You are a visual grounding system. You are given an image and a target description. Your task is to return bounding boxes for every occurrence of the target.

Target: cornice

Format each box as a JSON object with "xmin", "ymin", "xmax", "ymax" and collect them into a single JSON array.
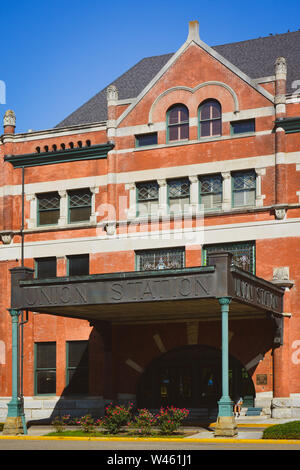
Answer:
[
  {"xmin": 0, "ymin": 121, "xmax": 107, "ymax": 144},
  {"xmin": 275, "ymin": 116, "xmax": 300, "ymax": 133},
  {"xmin": 4, "ymin": 142, "xmax": 114, "ymax": 168}
]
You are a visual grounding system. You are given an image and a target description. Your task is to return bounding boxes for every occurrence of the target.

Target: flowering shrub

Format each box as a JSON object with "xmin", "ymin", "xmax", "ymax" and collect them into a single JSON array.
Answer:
[
  {"xmin": 52, "ymin": 414, "xmax": 71, "ymax": 433},
  {"xmin": 129, "ymin": 408, "xmax": 156, "ymax": 435},
  {"xmin": 99, "ymin": 403, "xmax": 133, "ymax": 434},
  {"xmin": 155, "ymin": 407, "xmax": 189, "ymax": 434},
  {"xmin": 76, "ymin": 414, "xmax": 95, "ymax": 433}
]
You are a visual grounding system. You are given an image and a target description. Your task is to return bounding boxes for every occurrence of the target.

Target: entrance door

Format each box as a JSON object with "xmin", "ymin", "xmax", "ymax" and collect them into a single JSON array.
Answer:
[
  {"xmin": 137, "ymin": 345, "xmax": 255, "ymax": 410},
  {"xmin": 159, "ymin": 366, "xmax": 193, "ymax": 408}
]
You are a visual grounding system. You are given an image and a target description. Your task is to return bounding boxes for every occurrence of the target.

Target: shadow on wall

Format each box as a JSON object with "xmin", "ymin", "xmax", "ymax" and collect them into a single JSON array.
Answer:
[
  {"xmin": 25, "ymin": 316, "xmax": 277, "ymax": 428},
  {"xmin": 26, "ymin": 326, "xmax": 109, "ymax": 428}
]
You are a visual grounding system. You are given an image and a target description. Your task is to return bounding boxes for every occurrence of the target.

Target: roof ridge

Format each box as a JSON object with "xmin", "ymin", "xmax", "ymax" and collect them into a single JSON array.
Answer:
[
  {"xmin": 56, "ymin": 30, "xmax": 300, "ymax": 128},
  {"xmin": 213, "ymin": 29, "xmax": 300, "ymax": 48}
]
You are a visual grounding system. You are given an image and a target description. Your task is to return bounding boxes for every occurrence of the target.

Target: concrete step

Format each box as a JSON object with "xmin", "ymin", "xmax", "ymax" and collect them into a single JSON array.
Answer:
[{"xmin": 245, "ymin": 407, "xmax": 262, "ymax": 416}]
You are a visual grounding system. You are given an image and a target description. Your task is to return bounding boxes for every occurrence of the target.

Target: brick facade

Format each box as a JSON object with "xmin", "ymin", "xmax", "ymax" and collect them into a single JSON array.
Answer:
[{"xmin": 0, "ymin": 21, "xmax": 300, "ymax": 421}]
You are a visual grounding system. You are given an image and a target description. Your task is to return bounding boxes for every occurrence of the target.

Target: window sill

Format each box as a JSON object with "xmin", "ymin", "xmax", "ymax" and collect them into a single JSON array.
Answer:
[
  {"xmin": 127, "ymin": 209, "xmax": 202, "ymax": 224},
  {"xmin": 133, "ymin": 132, "xmax": 257, "ymax": 152},
  {"xmin": 25, "ymin": 221, "xmax": 97, "ymax": 233}
]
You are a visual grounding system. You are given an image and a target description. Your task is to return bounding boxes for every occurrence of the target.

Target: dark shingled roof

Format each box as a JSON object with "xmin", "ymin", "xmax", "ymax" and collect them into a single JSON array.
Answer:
[{"xmin": 56, "ymin": 30, "xmax": 300, "ymax": 128}]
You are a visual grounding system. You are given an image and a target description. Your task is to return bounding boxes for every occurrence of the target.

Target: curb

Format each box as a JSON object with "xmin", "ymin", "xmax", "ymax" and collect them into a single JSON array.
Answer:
[{"xmin": 0, "ymin": 435, "xmax": 300, "ymax": 445}]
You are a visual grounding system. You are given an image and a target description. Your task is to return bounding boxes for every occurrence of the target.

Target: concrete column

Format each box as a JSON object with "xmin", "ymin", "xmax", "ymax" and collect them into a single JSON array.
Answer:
[
  {"xmin": 221, "ymin": 172, "xmax": 231, "ymax": 210},
  {"xmin": 58, "ymin": 190, "xmax": 68, "ymax": 226},
  {"xmin": 189, "ymin": 175, "xmax": 199, "ymax": 213},
  {"xmin": 158, "ymin": 179, "xmax": 167, "ymax": 215},
  {"xmin": 90, "ymin": 186, "xmax": 99, "ymax": 224},
  {"xmin": 274, "ymin": 57, "xmax": 287, "ymax": 207},
  {"xmin": 106, "ymin": 85, "xmax": 118, "ymax": 214},
  {"xmin": 26, "ymin": 193, "xmax": 37, "ymax": 229},
  {"xmin": 126, "ymin": 183, "xmax": 136, "ymax": 218},
  {"xmin": 214, "ymin": 297, "xmax": 237, "ymax": 437},
  {"xmin": 255, "ymin": 168, "xmax": 266, "ymax": 207}
]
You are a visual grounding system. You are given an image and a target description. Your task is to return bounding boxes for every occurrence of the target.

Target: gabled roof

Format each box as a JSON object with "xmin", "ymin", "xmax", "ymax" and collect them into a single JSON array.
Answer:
[{"xmin": 56, "ymin": 30, "xmax": 300, "ymax": 129}]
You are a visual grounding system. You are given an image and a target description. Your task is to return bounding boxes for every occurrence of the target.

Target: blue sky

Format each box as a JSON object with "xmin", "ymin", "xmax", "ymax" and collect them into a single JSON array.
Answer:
[{"xmin": 1, "ymin": 0, "xmax": 299, "ymax": 133}]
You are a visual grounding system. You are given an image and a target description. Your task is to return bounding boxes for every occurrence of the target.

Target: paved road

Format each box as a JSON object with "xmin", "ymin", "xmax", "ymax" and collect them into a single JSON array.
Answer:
[{"xmin": 0, "ymin": 438, "xmax": 299, "ymax": 451}]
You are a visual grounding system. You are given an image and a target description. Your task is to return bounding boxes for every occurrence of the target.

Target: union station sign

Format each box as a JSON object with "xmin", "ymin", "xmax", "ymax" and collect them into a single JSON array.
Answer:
[{"xmin": 10, "ymin": 252, "xmax": 284, "ymax": 320}]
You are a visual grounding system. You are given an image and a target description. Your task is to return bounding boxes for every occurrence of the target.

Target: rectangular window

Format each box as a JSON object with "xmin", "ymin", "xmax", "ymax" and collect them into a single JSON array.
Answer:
[
  {"xmin": 231, "ymin": 119, "xmax": 255, "ymax": 135},
  {"xmin": 203, "ymin": 241, "xmax": 255, "ymax": 274},
  {"xmin": 136, "ymin": 248, "xmax": 185, "ymax": 271},
  {"xmin": 68, "ymin": 189, "xmax": 92, "ymax": 223},
  {"xmin": 35, "ymin": 342, "xmax": 56, "ymax": 395},
  {"xmin": 135, "ymin": 133, "xmax": 158, "ymax": 147},
  {"xmin": 168, "ymin": 178, "xmax": 190, "ymax": 213},
  {"xmin": 37, "ymin": 192, "xmax": 60, "ymax": 226},
  {"xmin": 232, "ymin": 171, "xmax": 256, "ymax": 207},
  {"xmin": 67, "ymin": 254, "xmax": 89, "ymax": 276},
  {"xmin": 199, "ymin": 174, "xmax": 222, "ymax": 211},
  {"xmin": 136, "ymin": 181, "xmax": 159, "ymax": 216},
  {"xmin": 66, "ymin": 341, "xmax": 89, "ymax": 395},
  {"xmin": 35, "ymin": 257, "xmax": 57, "ymax": 279}
]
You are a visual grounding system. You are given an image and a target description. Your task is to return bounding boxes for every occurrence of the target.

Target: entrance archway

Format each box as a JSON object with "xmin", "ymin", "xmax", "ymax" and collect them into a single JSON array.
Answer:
[{"xmin": 137, "ymin": 345, "xmax": 255, "ymax": 411}]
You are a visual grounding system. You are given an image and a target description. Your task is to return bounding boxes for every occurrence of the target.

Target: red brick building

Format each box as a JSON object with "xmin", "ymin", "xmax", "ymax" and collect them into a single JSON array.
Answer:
[{"xmin": 0, "ymin": 21, "xmax": 300, "ymax": 428}]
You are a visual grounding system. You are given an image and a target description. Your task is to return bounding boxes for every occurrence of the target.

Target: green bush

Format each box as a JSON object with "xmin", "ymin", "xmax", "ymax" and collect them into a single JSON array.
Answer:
[
  {"xmin": 99, "ymin": 403, "xmax": 133, "ymax": 434},
  {"xmin": 155, "ymin": 407, "xmax": 189, "ymax": 435},
  {"xmin": 52, "ymin": 415, "xmax": 71, "ymax": 433},
  {"xmin": 262, "ymin": 421, "xmax": 300, "ymax": 440},
  {"xmin": 76, "ymin": 414, "xmax": 95, "ymax": 433},
  {"xmin": 129, "ymin": 408, "xmax": 156, "ymax": 435}
]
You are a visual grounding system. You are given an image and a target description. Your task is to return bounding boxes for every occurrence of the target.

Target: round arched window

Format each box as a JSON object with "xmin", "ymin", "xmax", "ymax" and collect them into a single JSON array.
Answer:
[
  {"xmin": 199, "ymin": 100, "xmax": 222, "ymax": 137},
  {"xmin": 167, "ymin": 104, "xmax": 189, "ymax": 142}
]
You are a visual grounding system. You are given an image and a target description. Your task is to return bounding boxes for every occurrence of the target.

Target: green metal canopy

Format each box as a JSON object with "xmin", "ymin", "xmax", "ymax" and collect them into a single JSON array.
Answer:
[{"xmin": 4, "ymin": 142, "xmax": 114, "ymax": 168}]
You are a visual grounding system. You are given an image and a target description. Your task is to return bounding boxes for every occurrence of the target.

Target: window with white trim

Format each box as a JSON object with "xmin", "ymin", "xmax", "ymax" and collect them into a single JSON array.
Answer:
[
  {"xmin": 37, "ymin": 192, "xmax": 60, "ymax": 226},
  {"xmin": 232, "ymin": 170, "xmax": 256, "ymax": 207},
  {"xmin": 68, "ymin": 188, "xmax": 92, "ymax": 223},
  {"xmin": 168, "ymin": 178, "xmax": 190, "ymax": 213},
  {"xmin": 199, "ymin": 174, "xmax": 222, "ymax": 211},
  {"xmin": 136, "ymin": 181, "xmax": 159, "ymax": 216}
]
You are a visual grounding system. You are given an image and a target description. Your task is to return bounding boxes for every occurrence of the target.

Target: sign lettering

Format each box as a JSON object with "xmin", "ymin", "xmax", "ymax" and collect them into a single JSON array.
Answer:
[
  {"xmin": 110, "ymin": 276, "xmax": 210, "ymax": 303},
  {"xmin": 24, "ymin": 285, "xmax": 88, "ymax": 307},
  {"xmin": 234, "ymin": 278, "xmax": 280, "ymax": 311}
]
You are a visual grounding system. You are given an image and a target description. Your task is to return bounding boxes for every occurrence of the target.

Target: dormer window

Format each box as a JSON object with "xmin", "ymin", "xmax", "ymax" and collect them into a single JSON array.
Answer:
[
  {"xmin": 199, "ymin": 99, "xmax": 222, "ymax": 138},
  {"xmin": 167, "ymin": 104, "xmax": 189, "ymax": 143}
]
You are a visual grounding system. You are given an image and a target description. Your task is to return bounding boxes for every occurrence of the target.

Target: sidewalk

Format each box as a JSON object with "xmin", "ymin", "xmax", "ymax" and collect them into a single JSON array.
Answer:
[{"xmin": 1, "ymin": 416, "xmax": 299, "ymax": 442}]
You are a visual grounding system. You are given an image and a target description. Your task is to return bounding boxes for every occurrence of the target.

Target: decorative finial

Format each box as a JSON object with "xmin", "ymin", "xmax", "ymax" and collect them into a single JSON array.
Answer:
[
  {"xmin": 106, "ymin": 85, "xmax": 118, "ymax": 103},
  {"xmin": 187, "ymin": 20, "xmax": 200, "ymax": 43},
  {"xmin": 275, "ymin": 57, "xmax": 287, "ymax": 78},
  {"xmin": 3, "ymin": 109, "xmax": 16, "ymax": 127}
]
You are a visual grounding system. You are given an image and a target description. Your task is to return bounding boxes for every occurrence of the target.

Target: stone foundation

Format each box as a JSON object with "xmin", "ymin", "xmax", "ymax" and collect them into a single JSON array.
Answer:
[
  {"xmin": 0, "ymin": 396, "xmax": 106, "ymax": 423},
  {"xmin": 214, "ymin": 416, "xmax": 238, "ymax": 437},
  {"xmin": 255, "ymin": 391, "xmax": 273, "ymax": 416},
  {"xmin": 2, "ymin": 416, "xmax": 24, "ymax": 435},
  {"xmin": 271, "ymin": 396, "xmax": 300, "ymax": 418}
]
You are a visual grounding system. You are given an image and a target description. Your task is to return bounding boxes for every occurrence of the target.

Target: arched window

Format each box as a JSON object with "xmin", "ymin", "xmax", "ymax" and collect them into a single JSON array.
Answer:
[
  {"xmin": 167, "ymin": 104, "xmax": 189, "ymax": 142},
  {"xmin": 198, "ymin": 100, "xmax": 222, "ymax": 138}
]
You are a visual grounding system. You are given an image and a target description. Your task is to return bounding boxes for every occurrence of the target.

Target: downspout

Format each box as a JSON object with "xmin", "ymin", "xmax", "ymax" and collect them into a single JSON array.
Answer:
[{"xmin": 19, "ymin": 165, "xmax": 28, "ymax": 434}]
